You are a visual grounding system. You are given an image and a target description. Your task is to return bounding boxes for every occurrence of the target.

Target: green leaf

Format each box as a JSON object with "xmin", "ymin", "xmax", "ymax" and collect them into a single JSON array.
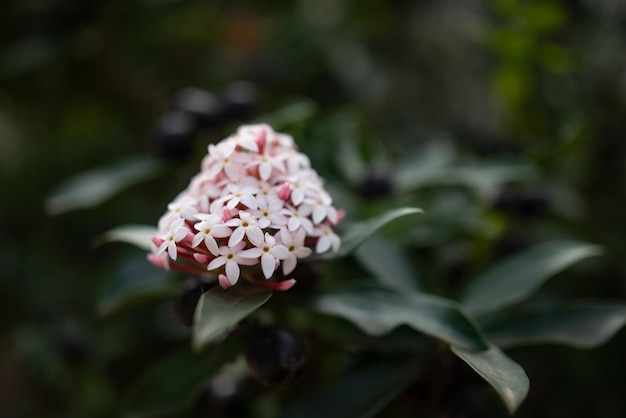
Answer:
[
  {"xmin": 335, "ymin": 207, "xmax": 424, "ymax": 258},
  {"xmin": 395, "ymin": 162, "xmax": 535, "ymax": 200},
  {"xmin": 280, "ymin": 362, "xmax": 418, "ymax": 418},
  {"xmin": 354, "ymin": 234, "xmax": 420, "ymax": 291},
  {"xmin": 192, "ymin": 286, "xmax": 272, "ymax": 351},
  {"xmin": 125, "ymin": 346, "xmax": 223, "ymax": 417},
  {"xmin": 484, "ymin": 302, "xmax": 626, "ymax": 349},
  {"xmin": 312, "ymin": 285, "xmax": 488, "ymax": 351},
  {"xmin": 451, "ymin": 344, "xmax": 529, "ymax": 414},
  {"xmin": 461, "ymin": 240, "xmax": 603, "ymax": 317},
  {"xmin": 256, "ymin": 98, "xmax": 317, "ymax": 129},
  {"xmin": 97, "ymin": 256, "xmax": 177, "ymax": 317},
  {"xmin": 45, "ymin": 156, "xmax": 163, "ymax": 215},
  {"xmin": 95, "ymin": 224, "xmax": 158, "ymax": 251}
]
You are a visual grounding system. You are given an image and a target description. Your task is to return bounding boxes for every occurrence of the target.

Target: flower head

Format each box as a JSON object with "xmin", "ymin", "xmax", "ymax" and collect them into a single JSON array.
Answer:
[{"xmin": 149, "ymin": 124, "xmax": 342, "ymax": 290}]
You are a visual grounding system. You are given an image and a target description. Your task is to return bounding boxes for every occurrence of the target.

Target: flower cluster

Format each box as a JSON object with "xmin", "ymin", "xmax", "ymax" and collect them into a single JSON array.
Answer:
[{"xmin": 149, "ymin": 124, "xmax": 342, "ymax": 290}]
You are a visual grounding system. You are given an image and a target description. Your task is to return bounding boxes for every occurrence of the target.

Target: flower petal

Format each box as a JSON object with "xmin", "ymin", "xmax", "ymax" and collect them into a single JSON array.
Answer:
[
  {"xmin": 228, "ymin": 227, "xmax": 245, "ymax": 247},
  {"xmin": 225, "ymin": 260, "xmax": 240, "ymax": 284},
  {"xmin": 261, "ymin": 253, "xmax": 275, "ymax": 278}
]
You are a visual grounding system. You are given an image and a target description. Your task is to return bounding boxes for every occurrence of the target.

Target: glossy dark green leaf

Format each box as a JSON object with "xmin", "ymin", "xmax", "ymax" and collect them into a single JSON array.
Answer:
[
  {"xmin": 461, "ymin": 241, "xmax": 603, "ymax": 317},
  {"xmin": 279, "ymin": 362, "xmax": 418, "ymax": 418},
  {"xmin": 354, "ymin": 234, "xmax": 420, "ymax": 291},
  {"xmin": 335, "ymin": 207, "xmax": 424, "ymax": 258},
  {"xmin": 484, "ymin": 302, "xmax": 626, "ymax": 349},
  {"xmin": 95, "ymin": 224, "xmax": 158, "ymax": 251},
  {"xmin": 451, "ymin": 344, "xmax": 529, "ymax": 414},
  {"xmin": 312, "ymin": 285, "xmax": 488, "ymax": 351},
  {"xmin": 45, "ymin": 156, "xmax": 163, "ymax": 215},
  {"xmin": 125, "ymin": 346, "xmax": 222, "ymax": 417},
  {"xmin": 97, "ymin": 257, "xmax": 177, "ymax": 317},
  {"xmin": 192, "ymin": 286, "xmax": 272, "ymax": 350}
]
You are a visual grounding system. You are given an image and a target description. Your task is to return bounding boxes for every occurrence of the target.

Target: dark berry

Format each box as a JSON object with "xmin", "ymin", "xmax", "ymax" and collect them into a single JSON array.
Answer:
[
  {"xmin": 174, "ymin": 277, "xmax": 215, "ymax": 327},
  {"xmin": 357, "ymin": 168, "xmax": 394, "ymax": 199},
  {"xmin": 154, "ymin": 110, "xmax": 196, "ymax": 158},
  {"xmin": 243, "ymin": 324, "xmax": 307, "ymax": 386},
  {"xmin": 173, "ymin": 87, "xmax": 224, "ymax": 129},
  {"xmin": 222, "ymin": 81, "xmax": 258, "ymax": 120},
  {"xmin": 493, "ymin": 186, "xmax": 549, "ymax": 218}
]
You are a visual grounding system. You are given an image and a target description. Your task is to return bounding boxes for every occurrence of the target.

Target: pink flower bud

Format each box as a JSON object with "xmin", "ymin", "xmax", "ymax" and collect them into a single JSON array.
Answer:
[
  {"xmin": 218, "ymin": 274, "xmax": 233, "ymax": 289},
  {"xmin": 193, "ymin": 253, "xmax": 211, "ymax": 264},
  {"xmin": 278, "ymin": 182, "xmax": 291, "ymax": 201},
  {"xmin": 147, "ymin": 253, "xmax": 166, "ymax": 268},
  {"xmin": 256, "ymin": 128, "xmax": 267, "ymax": 148},
  {"xmin": 222, "ymin": 208, "xmax": 233, "ymax": 222}
]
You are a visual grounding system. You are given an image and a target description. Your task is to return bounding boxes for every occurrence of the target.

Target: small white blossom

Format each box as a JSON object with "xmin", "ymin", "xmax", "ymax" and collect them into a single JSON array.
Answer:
[
  {"xmin": 240, "ymin": 232, "xmax": 289, "ymax": 278},
  {"xmin": 284, "ymin": 204, "xmax": 314, "ymax": 234},
  {"xmin": 251, "ymin": 197, "xmax": 287, "ymax": 229},
  {"xmin": 225, "ymin": 211, "xmax": 263, "ymax": 247},
  {"xmin": 279, "ymin": 228, "xmax": 312, "ymax": 275},
  {"xmin": 207, "ymin": 242, "xmax": 257, "ymax": 286},
  {"xmin": 191, "ymin": 214, "xmax": 232, "ymax": 255},
  {"xmin": 206, "ymin": 143, "xmax": 242, "ymax": 181},
  {"xmin": 314, "ymin": 224, "xmax": 341, "ymax": 254},
  {"xmin": 156, "ymin": 218, "xmax": 190, "ymax": 260},
  {"xmin": 220, "ymin": 183, "xmax": 259, "ymax": 210}
]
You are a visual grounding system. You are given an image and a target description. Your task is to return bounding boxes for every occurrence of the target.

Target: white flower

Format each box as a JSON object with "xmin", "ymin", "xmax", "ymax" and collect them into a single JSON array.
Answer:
[
  {"xmin": 246, "ymin": 150, "xmax": 286, "ymax": 181},
  {"xmin": 279, "ymin": 228, "xmax": 312, "ymax": 275},
  {"xmin": 220, "ymin": 182, "xmax": 259, "ymax": 210},
  {"xmin": 314, "ymin": 224, "xmax": 341, "ymax": 254},
  {"xmin": 225, "ymin": 211, "xmax": 264, "ymax": 247},
  {"xmin": 305, "ymin": 190, "xmax": 338, "ymax": 224},
  {"xmin": 283, "ymin": 204, "xmax": 314, "ymax": 234},
  {"xmin": 239, "ymin": 232, "xmax": 289, "ymax": 278},
  {"xmin": 251, "ymin": 197, "xmax": 287, "ymax": 229},
  {"xmin": 205, "ymin": 143, "xmax": 243, "ymax": 181},
  {"xmin": 207, "ymin": 242, "xmax": 257, "ymax": 286},
  {"xmin": 191, "ymin": 214, "xmax": 232, "ymax": 255},
  {"xmin": 156, "ymin": 218, "xmax": 189, "ymax": 260}
]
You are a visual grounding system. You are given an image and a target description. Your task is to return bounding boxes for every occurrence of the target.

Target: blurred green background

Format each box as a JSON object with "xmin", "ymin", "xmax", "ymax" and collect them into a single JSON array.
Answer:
[{"xmin": 1, "ymin": 0, "xmax": 626, "ymax": 417}]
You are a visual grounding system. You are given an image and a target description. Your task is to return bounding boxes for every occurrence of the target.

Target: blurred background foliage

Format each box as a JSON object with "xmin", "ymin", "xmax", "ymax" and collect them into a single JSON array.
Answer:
[{"xmin": 1, "ymin": 0, "xmax": 626, "ymax": 417}]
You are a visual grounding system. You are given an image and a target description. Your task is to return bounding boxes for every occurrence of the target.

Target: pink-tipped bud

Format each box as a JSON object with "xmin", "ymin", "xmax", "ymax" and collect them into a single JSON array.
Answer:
[
  {"xmin": 274, "ymin": 279, "xmax": 297, "ymax": 291},
  {"xmin": 185, "ymin": 232, "xmax": 195, "ymax": 243},
  {"xmin": 256, "ymin": 128, "xmax": 267, "ymax": 148},
  {"xmin": 222, "ymin": 208, "xmax": 233, "ymax": 222},
  {"xmin": 151, "ymin": 236, "xmax": 164, "ymax": 247},
  {"xmin": 334, "ymin": 209, "xmax": 346, "ymax": 226},
  {"xmin": 193, "ymin": 253, "xmax": 211, "ymax": 264},
  {"xmin": 278, "ymin": 182, "xmax": 291, "ymax": 201},
  {"xmin": 218, "ymin": 274, "xmax": 233, "ymax": 289},
  {"xmin": 147, "ymin": 253, "xmax": 165, "ymax": 268}
]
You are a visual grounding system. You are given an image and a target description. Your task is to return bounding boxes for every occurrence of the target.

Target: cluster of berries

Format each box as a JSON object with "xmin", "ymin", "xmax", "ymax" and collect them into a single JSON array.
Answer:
[{"xmin": 154, "ymin": 82, "xmax": 258, "ymax": 158}]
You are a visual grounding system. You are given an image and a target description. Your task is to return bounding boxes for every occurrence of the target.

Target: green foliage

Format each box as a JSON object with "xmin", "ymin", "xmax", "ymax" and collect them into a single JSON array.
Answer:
[
  {"xmin": 125, "ymin": 346, "xmax": 228, "ymax": 417},
  {"xmin": 192, "ymin": 287, "xmax": 272, "ymax": 351},
  {"xmin": 312, "ymin": 284, "xmax": 488, "ymax": 351},
  {"xmin": 279, "ymin": 362, "xmax": 419, "ymax": 418},
  {"xmin": 451, "ymin": 345, "xmax": 529, "ymax": 414},
  {"xmin": 484, "ymin": 303, "xmax": 626, "ymax": 349},
  {"xmin": 334, "ymin": 207, "xmax": 424, "ymax": 258},
  {"xmin": 97, "ymin": 256, "xmax": 177, "ymax": 317},
  {"xmin": 96, "ymin": 225, "xmax": 158, "ymax": 252},
  {"xmin": 354, "ymin": 235, "xmax": 420, "ymax": 291},
  {"xmin": 461, "ymin": 241, "xmax": 603, "ymax": 317},
  {"xmin": 45, "ymin": 156, "xmax": 164, "ymax": 215}
]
